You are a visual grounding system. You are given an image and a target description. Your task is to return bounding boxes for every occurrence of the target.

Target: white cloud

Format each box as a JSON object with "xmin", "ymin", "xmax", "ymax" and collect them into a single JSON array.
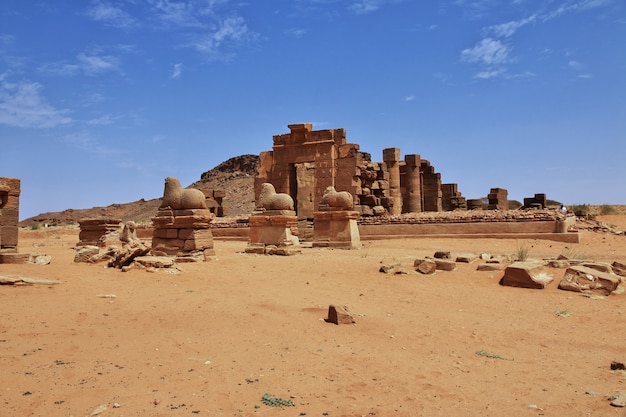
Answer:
[
  {"xmin": 63, "ymin": 131, "xmax": 126, "ymax": 158},
  {"xmin": 474, "ymin": 69, "xmax": 503, "ymax": 79},
  {"xmin": 487, "ymin": 14, "xmax": 536, "ymax": 37},
  {"xmin": 349, "ymin": 0, "xmax": 382, "ymax": 14},
  {"xmin": 40, "ymin": 53, "xmax": 121, "ymax": 77},
  {"xmin": 0, "ymin": 78, "xmax": 73, "ymax": 128},
  {"xmin": 285, "ymin": 28, "xmax": 307, "ymax": 38},
  {"xmin": 86, "ymin": 0, "xmax": 137, "ymax": 29},
  {"xmin": 461, "ymin": 38, "xmax": 510, "ymax": 66},
  {"xmin": 77, "ymin": 53, "xmax": 121, "ymax": 75},
  {"xmin": 86, "ymin": 114, "xmax": 119, "ymax": 125},
  {"xmin": 568, "ymin": 60, "xmax": 583, "ymax": 70},
  {"xmin": 149, "ymin": 0, "xmax": 205, "ymax": 28},
  {"xmin": 191, "ymin": 16, "xmax": 254, "ymax": 57},
  {"xmin": 171, "ymin": 63, "xmax": 183, "ymax": 79},
  {"xmin": 404, "ymin": 95, "xmax": 415, "ymax": 101}
]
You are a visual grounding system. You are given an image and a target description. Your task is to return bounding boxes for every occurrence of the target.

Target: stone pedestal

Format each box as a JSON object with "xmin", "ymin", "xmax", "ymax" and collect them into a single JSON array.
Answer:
[
  {"xmin": 78, "ymin": 218, "xmax": 122, "ymax": 247},
  {"xmin": 312, "ymin": 210, "xmax": 361, "ymax": 249},
  {"xmin": 151, "ymin": 208, "xmax": 215, "ymax": 258},
  {"xmin": 245, "ymin": 210, "xmax": 300, "ymax": 255}
]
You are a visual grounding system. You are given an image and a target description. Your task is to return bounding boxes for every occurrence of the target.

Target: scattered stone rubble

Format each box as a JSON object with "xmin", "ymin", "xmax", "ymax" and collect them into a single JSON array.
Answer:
[{"xmin": 376, "ymin": 248, "xmax": 625, "ymax": 297}]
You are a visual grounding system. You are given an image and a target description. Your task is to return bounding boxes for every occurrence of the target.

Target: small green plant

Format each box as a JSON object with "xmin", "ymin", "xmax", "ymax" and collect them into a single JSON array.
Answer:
[
  {"xmin": 261, "ymin": 393, "xmax": 295, "ymax": 407},
  {"xmin": 476, "ymin": 350, "xmax": 513, "ymax": 361},
  {"xmin": 30, "ymin": 223, "xmax": 40, "ymax": 230},
  {"xmin": 513, "ymin": 241, "xmax": 530, "ymax": 262},
  {"xmin": 555, "ymin": 309, "xmax": 571, "ymax": 317}
]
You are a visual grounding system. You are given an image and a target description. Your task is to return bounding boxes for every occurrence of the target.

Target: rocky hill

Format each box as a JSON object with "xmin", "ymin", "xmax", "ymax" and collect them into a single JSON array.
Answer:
[{"xmin": 21, "ymin": 154, "xmax": 259, "ymax": 227}]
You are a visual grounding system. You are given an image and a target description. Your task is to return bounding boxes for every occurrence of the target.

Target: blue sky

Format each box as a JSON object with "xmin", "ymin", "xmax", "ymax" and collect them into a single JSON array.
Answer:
[{"xmin": 1, "ymin": 0, "xmax": 625, "ymax": 220}]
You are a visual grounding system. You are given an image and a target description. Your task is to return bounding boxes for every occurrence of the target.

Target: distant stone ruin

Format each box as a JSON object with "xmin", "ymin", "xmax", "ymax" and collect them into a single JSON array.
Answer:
[
  {"xmin": 523, "ymin": 193, "xmax": 548, "ymax": 209},
  {"xmin": 0, "ymin": 177, "xmax": 31, "ymax": 264},
  {"xmin": 0, "ymin": 177, "xmax": 19, "ymax": 252},
  {"xmin": 255, "ymin": 123, "xmax": 467, "ymax": 220}
]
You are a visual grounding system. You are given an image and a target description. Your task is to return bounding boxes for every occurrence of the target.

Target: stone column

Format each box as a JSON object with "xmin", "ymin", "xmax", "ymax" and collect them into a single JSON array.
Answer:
[
  {"xmin": 383, "ymin": 148, "xmax": 402, "ymax": 215},
  {"xmin": 403, "ymin": 154, "xmax": 421, "ymax": 213}
]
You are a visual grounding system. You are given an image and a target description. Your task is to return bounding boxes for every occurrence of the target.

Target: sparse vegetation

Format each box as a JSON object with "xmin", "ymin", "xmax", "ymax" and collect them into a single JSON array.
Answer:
[
  {"xmin": 30, "ymin": 223, "xmax": 40, "ymax": 230},
  {"xmin": 600, "ymin": 204, "xmax": 617, "ymax": 215},
  {"xmin": 555, "ymin": 309, "xmax": 571, "ymax": 318},
  {"xmin": 475, "ymin": 350, "xmax": 513, "ymax": 361},
  {"xmin": 559, "ymin": 247, "xmax": 589, "ymax": 260},
  {"xmin": 513, "ymin": 241, "xmax": 530, "ymax": 262},
  {"xmin": 569, "ymin": 204, "xmax": 590, "ymax": 215}
]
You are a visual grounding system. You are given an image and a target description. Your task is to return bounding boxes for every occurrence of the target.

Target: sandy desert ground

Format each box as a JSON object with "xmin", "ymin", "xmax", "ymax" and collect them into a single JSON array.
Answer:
[{"xmin": 1, "ymin": 215, "xmax": 625, "ymax": 417}]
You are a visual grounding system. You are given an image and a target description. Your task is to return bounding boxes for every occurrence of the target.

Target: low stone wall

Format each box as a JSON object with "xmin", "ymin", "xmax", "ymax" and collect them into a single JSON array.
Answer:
[
  {"xmin": 136, "ymin": 210, "xmax": 580, "ymax": 243},
  {"xmin": 357, "ymin": 210, "xmax": 579, "ymax": 243}
]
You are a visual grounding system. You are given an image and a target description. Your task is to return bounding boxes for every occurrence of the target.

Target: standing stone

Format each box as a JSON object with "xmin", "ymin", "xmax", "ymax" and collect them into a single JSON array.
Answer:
[
  {"xmin": 403, "ymin": 154, "xmax": 422, "ymax": 213},
  {"xmin": 383, "ymin": 148, "xmax": 402, "ymax": 215}
]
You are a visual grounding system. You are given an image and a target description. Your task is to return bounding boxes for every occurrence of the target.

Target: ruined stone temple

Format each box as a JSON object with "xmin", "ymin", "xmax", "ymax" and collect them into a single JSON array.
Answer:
[{"xmin": 254, "ymin": 123, "xmax": 466, "ymax": 220}]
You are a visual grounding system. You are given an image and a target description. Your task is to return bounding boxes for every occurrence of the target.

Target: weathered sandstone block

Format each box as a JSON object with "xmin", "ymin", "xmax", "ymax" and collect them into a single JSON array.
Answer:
[
  {"xmin": 326, "ymin": 304, "xmax": 355, "ymax": 325},
  {"xmin": 500, "ymin": 261, "xmax": 553, "ymax": 289},
  {"xmin": 558, "ymin": 266, "xmax": 621, "ymax": 296}
]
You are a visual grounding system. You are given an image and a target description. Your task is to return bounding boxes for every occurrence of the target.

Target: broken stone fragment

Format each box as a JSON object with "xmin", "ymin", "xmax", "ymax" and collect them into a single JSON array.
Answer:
[
  {"xmin": 547, "ymin": 259, "xmax": 570, "ymax": 268},
  {"xmin": 73, "ymin": 246, "xmax": 100, "ymax": 263},
  {"xmin": 414, "ymin": 259, "xmax": 436, "ymax": 275},
  {"xmin": 434, "ymin": 259, "xmax": 456, "ymax": 271},
  {"xmin": 477, "ymin": 264, "xmax": 503, "ymax": 272},
  {"xmin": 500, "ymin": 261, "xmax": 553, "ymax": 289},
  {"xmin": 558, "ymin": 265, "xmax": 621, "ymax": 296},
  {"xmin": 582, "ymin": 262, "xmax": 614, "ymax": 274},
  {"xmin": 455, "ymin": 254, "xmax": 477, "ymax": 263},
  {"xmin": 609, "ymin": 392, "xmax": 626, "ymax": 407},
  {"xmin": 132, "ymin": 256, "xmax": 174, "ymax": 269},
  {"xmin": 30, "ymin": 254, "xmax": 52, "ymax": 265},
  {"xmin": 433, "ymin": 251, "xmax": 450, "ymax": 259},
  {"xmin": 325, "ymin": 304, "xmax": 355, "ymax": 325}
]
